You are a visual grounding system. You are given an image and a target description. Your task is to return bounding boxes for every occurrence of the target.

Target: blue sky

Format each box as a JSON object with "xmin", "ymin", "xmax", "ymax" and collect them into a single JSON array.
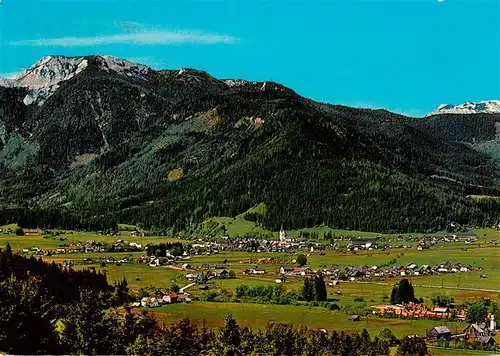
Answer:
[{"xmin": 0, "ymin": 0, "xmax": 499, "ymax": 116}]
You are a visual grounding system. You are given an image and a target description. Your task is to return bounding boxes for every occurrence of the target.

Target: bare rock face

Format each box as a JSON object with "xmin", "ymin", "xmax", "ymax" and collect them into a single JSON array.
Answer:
[{"xmin": 0, "ymin": 55, "xmax": 153, "ymax": 106}]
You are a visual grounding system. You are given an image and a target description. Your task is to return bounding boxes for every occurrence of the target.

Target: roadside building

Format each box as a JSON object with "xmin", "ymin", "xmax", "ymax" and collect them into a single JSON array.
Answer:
[{"xmin": 427, "ymin": 326, "xmax": 451, "ymax": 342}]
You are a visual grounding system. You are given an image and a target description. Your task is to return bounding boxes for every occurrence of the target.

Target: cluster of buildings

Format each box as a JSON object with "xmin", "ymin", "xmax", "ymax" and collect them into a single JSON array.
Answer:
[
  {"xmin": 0, "ymin": 227, "xmax": 13, "ymax": 234},
  {"xmin": 21, "ymin": 246, "xmax": 68, "ymax": 256},
  {"xmin": 426, "ymin": 314, "xmax": 496, "ymax": 346},
  {"xmin": 272, "ymin": 265, "xmax": 313, "ymax": 284},
  {"xmin": 20, "ymin": 238, "xmax": 145, "ymax": 257},
  {"xmin": 132, "ymin": 290, "xmax": 192, "ymax": 308},
  {"xmin": 446, "ymin": 232, "xmax": 478, "ymax": 243},
  {"xmin": 109, "ymin": 240, "xmax": 143, "ymax": 252},
  {"xmin": 279, "ymin": 265, "xmax": 312, "ymax": 276},
  {"xmin": 241, "ymin": 260, "xmax": 477, "ymax": 284},
  {"xmin": 319, "ymin": 261, "xmax": 474, "ymax": 281},
  {"xmin": 201, "ymin": 263, "xmax": 228, "ymax": 270},
  {"xmin": 193, "ymin": 227, "xmax": 334, "ymax": 253},
  {"xmin": 242, "ymin": 266, "xmax": 267, "ymax": 275},
  {"xmin": 268, "ymin": 227, "xmax": 329, "ymax": 252},
  {"xmin": 137, "ymin": 255, "xmax": 168, "ymax": 267},
  {"xmin": 347, "ymin": 237, "xmax": 384, "ymax": 251}
]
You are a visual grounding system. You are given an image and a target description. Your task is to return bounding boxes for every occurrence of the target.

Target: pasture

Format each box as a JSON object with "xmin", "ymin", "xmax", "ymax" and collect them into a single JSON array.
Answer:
[
  {"xmin": 0, "ymin": 225, "xmax": 184, "ymax": 251},
  {"xmin": 145, "ymin": 302, "xmax": 465, "ymax": 338}
]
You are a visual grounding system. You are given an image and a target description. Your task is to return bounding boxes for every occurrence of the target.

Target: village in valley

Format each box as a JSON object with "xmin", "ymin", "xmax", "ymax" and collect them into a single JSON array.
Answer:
[{"xmin": 2, "ymin": 222, "xmax": 499, "ymax": 354}]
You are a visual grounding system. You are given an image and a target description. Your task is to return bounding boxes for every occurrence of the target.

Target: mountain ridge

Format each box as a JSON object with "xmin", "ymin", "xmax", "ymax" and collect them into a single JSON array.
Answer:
[{"xmin": 1, "ymin": 55, "xmax": 500, "ymax": 233}]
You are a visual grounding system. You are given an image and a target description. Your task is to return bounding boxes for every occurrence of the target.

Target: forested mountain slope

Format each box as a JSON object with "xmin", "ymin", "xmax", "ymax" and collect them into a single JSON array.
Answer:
[{"xmin": 1, "ymin": 55, "xmax": 500, "ymax": 233}]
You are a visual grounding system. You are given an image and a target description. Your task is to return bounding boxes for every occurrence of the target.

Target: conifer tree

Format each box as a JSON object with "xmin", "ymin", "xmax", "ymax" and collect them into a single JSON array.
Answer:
[{"xmin": 314, "ymin": 274, "xmax": 327, "ymax": 301}]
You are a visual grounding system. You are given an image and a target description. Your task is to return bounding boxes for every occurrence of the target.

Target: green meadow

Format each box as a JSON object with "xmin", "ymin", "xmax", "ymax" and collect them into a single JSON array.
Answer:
[
  {"xmin": 0, "ymin": 224, "xmax": 184, "ymax": 251},
  {"xmin": 146, "ymin": 302, "xmax": 464, "ymax": 338},
  {"xmin": 2, "ymin": 224, "xmax": 499, "ymax": 337}
]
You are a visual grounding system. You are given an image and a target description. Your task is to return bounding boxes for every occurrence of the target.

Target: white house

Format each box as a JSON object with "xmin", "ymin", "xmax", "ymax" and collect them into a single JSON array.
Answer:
[
  {"xmin": 280, "ymin": 265, "xmax": 294, "ymax": 274},
  {"xmin": 149, "ymin": 298, "xmax": 160, "ymax": 308},
  {"xmin": 251, "ymin": 266, "xmax": 266, "ymax": 274}
]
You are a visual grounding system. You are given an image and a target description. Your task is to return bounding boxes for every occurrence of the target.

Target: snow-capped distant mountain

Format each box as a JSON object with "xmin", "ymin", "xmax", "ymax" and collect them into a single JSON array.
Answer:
[
  {"xmin": 0, "ymin": 55, "xmax": 152, "ymax": 106},
  {"xmin": 426, "ymin": 100, "xmax": 500, "ymax": 116}
]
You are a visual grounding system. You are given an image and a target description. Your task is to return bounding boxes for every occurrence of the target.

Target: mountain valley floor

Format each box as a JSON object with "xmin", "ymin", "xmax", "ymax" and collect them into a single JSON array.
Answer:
[{"xmin": 2, "ymin": 224, "xmax": 499, "ymax": 345}]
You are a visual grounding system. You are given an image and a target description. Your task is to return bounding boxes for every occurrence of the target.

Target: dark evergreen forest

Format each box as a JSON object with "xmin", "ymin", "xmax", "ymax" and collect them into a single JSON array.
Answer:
[{"xmin": 2, "ymin": 56, "xmax": 500, "ymax": 234}]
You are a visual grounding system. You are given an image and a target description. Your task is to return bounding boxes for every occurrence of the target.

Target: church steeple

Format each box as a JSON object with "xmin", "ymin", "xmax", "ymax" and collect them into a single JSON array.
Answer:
[{"xmin": 279, "ymin": 224, "xmax": 285, "ymax": 243}]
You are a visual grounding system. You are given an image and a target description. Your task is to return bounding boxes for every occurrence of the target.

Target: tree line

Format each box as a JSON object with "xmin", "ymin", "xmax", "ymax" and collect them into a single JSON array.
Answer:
[
  {"xmin": 145, "ymin": 242, "xmax": 186, "ymax": 257},
  {"xmin": 0, "ymin": 243, "xmax": 110, "ymax": 303},
  {"xmin": 0, "ymin": 207, "xmax": 117, "ymax": 231}
]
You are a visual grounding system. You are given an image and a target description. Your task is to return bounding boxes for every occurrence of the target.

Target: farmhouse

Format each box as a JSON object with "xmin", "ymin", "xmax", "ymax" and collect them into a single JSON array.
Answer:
[
  {"xmin": 460, "ymin": 265, "xmax": 473, "ymax": 272},
  {"xmin": 433, "ymin": 307, "xmax": 450, "ymax": 314},
  {"xmin": 203, "ymin": 263, "xmax": 227, "ymax": 270},
  {"xmin": 427, "ymin": 326, "xmax": 451, "ymax": 342},
  {"xmin": 347, "ymin": 237, "xmax": 379, "ymax": 250},
  {"xmin": 62, "ymin": 260, "xmax": 73, "ymax": 267},
  {"xmin": 324, "ymin": 265, "xmax": 340, "ymax": 276},
  {"xmin": 476, "ymin": 336, "xmax": 496, "ymax": 346},
  {"xmin": 23, "ymin": 228, "xmax": 42, "ymax": 236},
  {"xmin": 451, "ymin": 232, "xmax": 478, "ymax": 242},
  {"xmin": 177, "ymin": 293, "xmax": 191, "ymax": 303},
  {"xmin": 464, "ymin": 323, "xmax": 492, "ymax": 338},
  {"xmin": 294, "ymin": 267, "xmax": 311, "ymax": 276},
  {"xmin": 275, "ymin": 275, "xmax": 286, "ymax": 284},
  {"xmin": 249, "ymin": 266, "xmax": 266, "ymax": 274},
  {"xmin": 141, "ymin": 297, "xmax": 159, "ymax": 308},
  {"xmin": 186, "ymin": 271, "xmax": 202, "ymax": 281},
  {"xmin": 162, "ymin": 292, "xmax": 178, "ymax": 304},
  {"xmin": 217, "ymin": 269, "xmax": 229, "ymax": 278},
  {"xmin": 280, "ymin": 265, "xmax": 294, "ymax": 274}
]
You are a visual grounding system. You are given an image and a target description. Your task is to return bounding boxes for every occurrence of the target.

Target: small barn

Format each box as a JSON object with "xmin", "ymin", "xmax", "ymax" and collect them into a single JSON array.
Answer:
[
  {"xmin": 477, "ymin": 336, "xmax": 496, "ymax": 346},
  {"xmin": 350, "ymin": 315, "xmax": 361, "ymax": 322},
  {"xmin": 427, "ymin": 326, "xmax": 451, "ymax": 342},
  {"xmin": 275, "ymin": 275, "xmax": 286, "ymax": 283}
]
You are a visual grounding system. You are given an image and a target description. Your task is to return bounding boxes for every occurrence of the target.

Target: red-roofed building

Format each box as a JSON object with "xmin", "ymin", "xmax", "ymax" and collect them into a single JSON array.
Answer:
[{"xmin": 163, "ymin": 292, "xmax": 178, "ymax": 304}]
